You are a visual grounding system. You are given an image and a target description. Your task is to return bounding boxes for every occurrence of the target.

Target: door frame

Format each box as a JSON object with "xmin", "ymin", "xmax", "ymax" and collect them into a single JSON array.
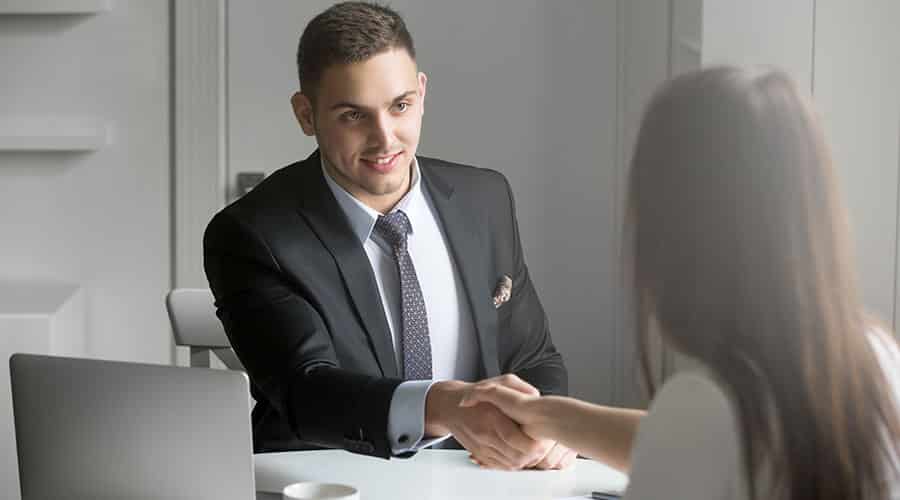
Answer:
[{"xmin": 172, "ymin": 0, "xmax": 228, "ymax": 365}]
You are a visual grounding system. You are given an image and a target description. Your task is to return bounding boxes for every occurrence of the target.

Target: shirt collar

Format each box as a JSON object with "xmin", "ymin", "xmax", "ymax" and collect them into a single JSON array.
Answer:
[{"xmin": 321, "ymin": 155, "xmax": 426, "ymax": 244}]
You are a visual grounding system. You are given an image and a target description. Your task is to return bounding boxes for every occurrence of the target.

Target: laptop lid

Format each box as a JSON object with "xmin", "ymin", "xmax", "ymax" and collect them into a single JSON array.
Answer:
[{"xmin": 9, "ymin": 353, "xmax": 255, "ymax": 500}]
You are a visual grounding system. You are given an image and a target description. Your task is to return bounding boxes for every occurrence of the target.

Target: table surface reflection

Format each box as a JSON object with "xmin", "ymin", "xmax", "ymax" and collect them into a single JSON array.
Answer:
[{"xmin": 254, "ymin": 449, "xmax": 628, "ymax": 500}]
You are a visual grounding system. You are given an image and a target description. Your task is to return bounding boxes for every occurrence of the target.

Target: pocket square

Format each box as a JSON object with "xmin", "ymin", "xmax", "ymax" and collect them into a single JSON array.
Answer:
[{"xmin": 492, "ymin": 275, "xmax": 513, "ymax": 309}]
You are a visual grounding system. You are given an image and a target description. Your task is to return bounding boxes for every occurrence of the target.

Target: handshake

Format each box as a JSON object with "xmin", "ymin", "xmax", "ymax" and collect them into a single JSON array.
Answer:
[{"xmin": 423, "ymin": 374, "xmax": 575, "ymax": 471}]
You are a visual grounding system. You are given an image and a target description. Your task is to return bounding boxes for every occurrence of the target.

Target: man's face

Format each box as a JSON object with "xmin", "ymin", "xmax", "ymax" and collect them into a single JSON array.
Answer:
[{"xmin": 292, "ymin": 48, "xmax": 427, "ymax": 213}]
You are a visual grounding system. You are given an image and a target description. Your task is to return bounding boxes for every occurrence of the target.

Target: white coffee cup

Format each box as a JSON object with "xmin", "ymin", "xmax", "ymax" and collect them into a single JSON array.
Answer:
[{"xmin": 282, "ymin": 482, "xmax": 360, "ymax": 500}]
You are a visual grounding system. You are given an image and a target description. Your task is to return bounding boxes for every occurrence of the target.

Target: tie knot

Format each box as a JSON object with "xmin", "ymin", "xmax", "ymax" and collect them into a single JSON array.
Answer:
[{"xmin": 374, "ymin": 211, "xmax": 412, "ymax": 251}]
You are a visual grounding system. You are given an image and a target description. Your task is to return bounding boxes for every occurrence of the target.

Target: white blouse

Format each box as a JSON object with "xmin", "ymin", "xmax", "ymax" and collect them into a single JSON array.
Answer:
[{"xmin": 622, "ymin": 334, "xmax": 900, "ymax": 500}]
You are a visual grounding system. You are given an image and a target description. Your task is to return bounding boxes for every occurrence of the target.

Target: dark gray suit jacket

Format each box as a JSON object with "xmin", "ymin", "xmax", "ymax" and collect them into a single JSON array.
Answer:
[{"xmin": 203, "ymin": 151, "xmax": 567, "ymax": 458}]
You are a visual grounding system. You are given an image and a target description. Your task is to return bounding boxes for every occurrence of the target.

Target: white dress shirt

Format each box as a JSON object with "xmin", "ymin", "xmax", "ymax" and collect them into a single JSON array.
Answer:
[
  {"xmin": 624, "ymin": 332, "xmax": 900, "ymax": 500},
  {"xmin": 322, "ymin": 157, "xmax": 480, "ymax": 454}
]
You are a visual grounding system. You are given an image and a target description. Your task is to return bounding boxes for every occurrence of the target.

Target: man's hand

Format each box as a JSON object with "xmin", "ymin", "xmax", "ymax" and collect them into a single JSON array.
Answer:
[
  {"xmin": 456, "ymin": 374, "xmax": 577, "ymax": 470},
  {"xmin": 526, "ymin": 441, "xmax": 577, "ymax": 470},
  {"xmin": 471, "ymin": 440, "xmax": 576, "ymax": 470},
  {"xmin": 425, "ymin": 375, "xmax": 551, "ymax": 470}
]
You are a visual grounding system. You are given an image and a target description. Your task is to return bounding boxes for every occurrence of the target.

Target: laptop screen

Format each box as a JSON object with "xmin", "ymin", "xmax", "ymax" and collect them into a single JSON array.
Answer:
[{"xmin": 10, "ymin": 354, "xmax": 255, "ymax": 500}]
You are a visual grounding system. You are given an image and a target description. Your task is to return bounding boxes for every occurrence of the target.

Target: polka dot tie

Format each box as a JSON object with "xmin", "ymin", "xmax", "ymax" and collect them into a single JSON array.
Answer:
[{"xmin": 374, "ymin": 211, "xmax": 433, "ymax": 380}]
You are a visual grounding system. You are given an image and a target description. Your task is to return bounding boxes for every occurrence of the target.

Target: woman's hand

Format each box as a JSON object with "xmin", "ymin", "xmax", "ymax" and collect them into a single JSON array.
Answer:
[
  {"xmin": 426, "ymin": 375, "xmax": 552, "ymax": 470},
  {"xmin": 459, "ymin": 375, "xmax": 545, "ymax": 434},
  {"xmin": 459, "ymin": 375, "xmax": 576, "ymax": 470},
  {"xmin": 462, "ymin": 374, "xmax": 645, "ymax": 472}
]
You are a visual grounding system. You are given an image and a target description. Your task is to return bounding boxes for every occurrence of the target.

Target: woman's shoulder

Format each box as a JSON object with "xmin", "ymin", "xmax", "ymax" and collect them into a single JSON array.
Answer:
[
  {"xmin": 867, "ymin": 329, "xmax": 900, "ymax": 416},
  {"xmin": 636, "ymin": 371, "xmax": 744, "ymax": 466},
  {"xmin": 868, "ymin": 329, "xmax": 900, "ymax": 382},
  {"xmin": 649, "ymin": 371, "xmax": 739, "ymax": 421},
  {"xmin": 865, "ymin": 329, "xmax": 900, "ymax": 499},
  {"xmin": 625, "ymin": 371, "xmax": 748, "ymax": 500}
]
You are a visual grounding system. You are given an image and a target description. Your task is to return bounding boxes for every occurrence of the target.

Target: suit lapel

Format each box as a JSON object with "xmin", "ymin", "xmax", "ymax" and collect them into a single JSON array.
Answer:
[
  {"xmin": 293, "ymin": 151, "xmax": 399, "ymax": 379},
  {"xmin": 421, "ymin": 161, "xmax": 500, "ymax": 378}
]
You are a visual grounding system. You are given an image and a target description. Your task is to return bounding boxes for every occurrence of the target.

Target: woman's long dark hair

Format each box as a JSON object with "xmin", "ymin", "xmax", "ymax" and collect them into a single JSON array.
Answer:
[{"xmin": 628, "ymin": 66, "xmax": 900, "ymax": 499}]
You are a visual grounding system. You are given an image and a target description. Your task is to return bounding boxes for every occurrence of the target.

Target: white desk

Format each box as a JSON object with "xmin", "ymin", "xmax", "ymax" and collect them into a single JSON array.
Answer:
[{"xmin": 254, "ymin": 449, "xmax": 628, "ymax": 500}]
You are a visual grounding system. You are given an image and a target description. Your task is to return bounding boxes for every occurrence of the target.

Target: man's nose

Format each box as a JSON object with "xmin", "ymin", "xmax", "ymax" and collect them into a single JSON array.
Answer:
[{"xmin": 368, "ymin": 114, "xmax": 395, "ymax": 150}]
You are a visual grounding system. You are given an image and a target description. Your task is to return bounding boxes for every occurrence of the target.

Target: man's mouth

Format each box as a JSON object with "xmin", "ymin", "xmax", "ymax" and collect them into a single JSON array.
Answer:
[{"xmin": 361, "ymin": 152, "xmax": 402, "ymax": 173}]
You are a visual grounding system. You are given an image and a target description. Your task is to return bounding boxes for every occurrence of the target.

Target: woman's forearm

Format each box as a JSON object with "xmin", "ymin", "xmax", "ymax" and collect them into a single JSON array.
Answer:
[{"xmin": 531, "ymin": 396, "xmax": 645, "ymax": 472}]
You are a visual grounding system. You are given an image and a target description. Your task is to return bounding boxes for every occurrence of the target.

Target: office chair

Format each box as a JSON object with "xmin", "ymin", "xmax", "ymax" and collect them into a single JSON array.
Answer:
[{"xmin": 165, "ymin": 288, "xmax": 245, "ymax": 371}]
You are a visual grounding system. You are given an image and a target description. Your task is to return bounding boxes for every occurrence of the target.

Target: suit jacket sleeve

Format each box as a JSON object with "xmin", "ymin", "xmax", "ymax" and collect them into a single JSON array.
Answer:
[
  {"xmin": 495, "ymin": 174, "xmax": 568, "ymax": 396},
  {"xmin": 203, "ymin": 210, "xmax": 401, "ymax": 458}
]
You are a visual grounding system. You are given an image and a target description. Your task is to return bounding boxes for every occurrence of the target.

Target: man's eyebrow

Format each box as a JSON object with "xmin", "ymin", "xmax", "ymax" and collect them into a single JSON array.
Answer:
[
  {"xmin": 392, "ymin": 90, "xmax": 418, "ymax": 102},
  {"xmin": 329, "ymin": 101, "xmax": 363, "ymax": 111},
  {"xmin": 329, "ymin": 90, "xmax": 418, "ymax": 112}
]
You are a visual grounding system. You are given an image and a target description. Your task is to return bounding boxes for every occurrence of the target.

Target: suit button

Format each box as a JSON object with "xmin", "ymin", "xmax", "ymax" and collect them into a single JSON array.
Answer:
[{"xmin": 398, "ymin": 434, "xmax": 409, "ymax": 444}]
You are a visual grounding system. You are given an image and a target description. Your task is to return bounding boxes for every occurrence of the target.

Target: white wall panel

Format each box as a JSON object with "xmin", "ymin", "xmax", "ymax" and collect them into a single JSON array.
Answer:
[{"xmin": 814, "ymin": 0, "xmax": 900, "ymax": 327}]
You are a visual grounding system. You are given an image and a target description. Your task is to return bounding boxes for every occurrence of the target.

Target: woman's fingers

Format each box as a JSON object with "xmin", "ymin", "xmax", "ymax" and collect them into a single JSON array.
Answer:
[
  {"xmin": 460, "ymin": 383, "xmax": 527, "ymax": 412},
  {"xmin": 493, "ymin": 373, "xmax": 540, "ymax": 396}
]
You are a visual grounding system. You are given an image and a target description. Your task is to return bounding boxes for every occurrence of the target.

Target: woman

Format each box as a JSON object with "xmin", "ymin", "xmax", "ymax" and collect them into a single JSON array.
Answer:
[{"xmin": 462, "ymin": 67, "xmax": 900, "ymax": 499}]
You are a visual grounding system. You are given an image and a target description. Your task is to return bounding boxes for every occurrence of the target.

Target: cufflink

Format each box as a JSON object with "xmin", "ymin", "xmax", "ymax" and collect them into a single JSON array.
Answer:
[{"xmin": 492, "ymin": 275, "xmax": 512, "ymax": 309}]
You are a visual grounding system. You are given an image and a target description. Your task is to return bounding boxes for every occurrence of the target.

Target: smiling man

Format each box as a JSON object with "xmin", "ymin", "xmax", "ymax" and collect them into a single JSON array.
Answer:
[{"xmin": 203, "ymin": 1, "xmax": 571, "ymax": 471}]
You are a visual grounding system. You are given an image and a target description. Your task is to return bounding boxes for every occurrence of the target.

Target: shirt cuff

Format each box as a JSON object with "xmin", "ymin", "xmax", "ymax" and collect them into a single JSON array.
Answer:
[{"xmin": 387, "ymin": 380, "xmax": 452, "ymax": 455}]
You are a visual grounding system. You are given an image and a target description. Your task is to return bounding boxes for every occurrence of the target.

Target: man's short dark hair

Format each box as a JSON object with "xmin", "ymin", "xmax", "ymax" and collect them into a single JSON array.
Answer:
[{"xmin": 296, "ymin": 2, "xmax": 416, "ymax": 101}]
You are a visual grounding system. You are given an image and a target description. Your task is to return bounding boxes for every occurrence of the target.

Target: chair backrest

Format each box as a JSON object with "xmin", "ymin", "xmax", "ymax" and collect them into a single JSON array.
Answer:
[{"xmin": 165, "ymin": 288, "xmax": 244, "ymax": 371}]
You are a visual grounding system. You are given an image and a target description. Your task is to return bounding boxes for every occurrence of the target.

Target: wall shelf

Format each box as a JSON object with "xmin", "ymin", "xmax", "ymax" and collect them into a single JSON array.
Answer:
[
  {"xmin": 0, "ymin": 281, "xmax": 85, "ymax": 500},
  {"xmin": 0, "ymin": 281, "xmax": 79, "ymax": 314},
  {"xmin": 0, "ymin": 281, "xmax": 86, "ymax": 355},
  {"xmin": 0, "ymin": 0, "xmax": 113, "ymax": 14},
  {"xmin": 0, "ymin": 116, "xmax": 110, "ymax": 152}
]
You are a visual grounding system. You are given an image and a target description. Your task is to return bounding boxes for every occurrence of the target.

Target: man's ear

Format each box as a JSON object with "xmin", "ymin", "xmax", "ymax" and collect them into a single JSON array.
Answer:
[
  {"xmin": 417, "ymin": 72, "xmax": 428, "ymax": 116},
  {"xmin": 291, "ymin": 91, "xmax": 316, "ymax": 136}
]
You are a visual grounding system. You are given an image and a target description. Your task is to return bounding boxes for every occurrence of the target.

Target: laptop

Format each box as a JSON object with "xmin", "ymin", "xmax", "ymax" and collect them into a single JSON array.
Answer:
[{"xmin": 9, "ymin": 353, "xmax": 256, "ymax": 500}]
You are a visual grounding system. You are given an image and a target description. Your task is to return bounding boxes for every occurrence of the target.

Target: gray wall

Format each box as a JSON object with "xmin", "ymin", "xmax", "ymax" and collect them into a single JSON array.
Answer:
[
  {"xmin": 0, "ymin": 2, "xmax": 171, "ymax": 363},
  {"xmin": 227, "ymin": 0, "xmax": 623, "ymax": 404},
  {"xmin": 814, "ymin": 0, "xmax": 900, "ymax": 326},
  {"xmin": 0, "ymin": 1, "xmax": 171, "ymax": 496},
  {"xmin": 702, "ymin": 0, "xmax": 900, "ymax": 329}
]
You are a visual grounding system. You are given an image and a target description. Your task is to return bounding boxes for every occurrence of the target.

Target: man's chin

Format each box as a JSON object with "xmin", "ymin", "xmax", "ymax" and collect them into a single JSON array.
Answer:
[
  {"xmin": 364, "ymin": 183, "xmax": 405, "ymax": 198},
  {"xmin": 362, "ymin": 171, "xmax": 408, "ymax": 193}
]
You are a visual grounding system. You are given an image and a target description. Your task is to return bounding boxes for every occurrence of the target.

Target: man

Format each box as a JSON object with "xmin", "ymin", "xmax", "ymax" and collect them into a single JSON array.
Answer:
[{"xmin": 204, "ymin": 1, "xmax": 572, "ymax": 470}]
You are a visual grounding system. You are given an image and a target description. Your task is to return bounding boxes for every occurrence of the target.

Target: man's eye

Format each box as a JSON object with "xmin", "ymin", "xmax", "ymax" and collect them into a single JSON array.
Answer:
[
  {"xmin": 343, "ymin": 111, "xmax": 363, "ymax": 121},
  {"xmin": 394, "ymin": 102, "xmax": 409, "ymax": 113}
]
